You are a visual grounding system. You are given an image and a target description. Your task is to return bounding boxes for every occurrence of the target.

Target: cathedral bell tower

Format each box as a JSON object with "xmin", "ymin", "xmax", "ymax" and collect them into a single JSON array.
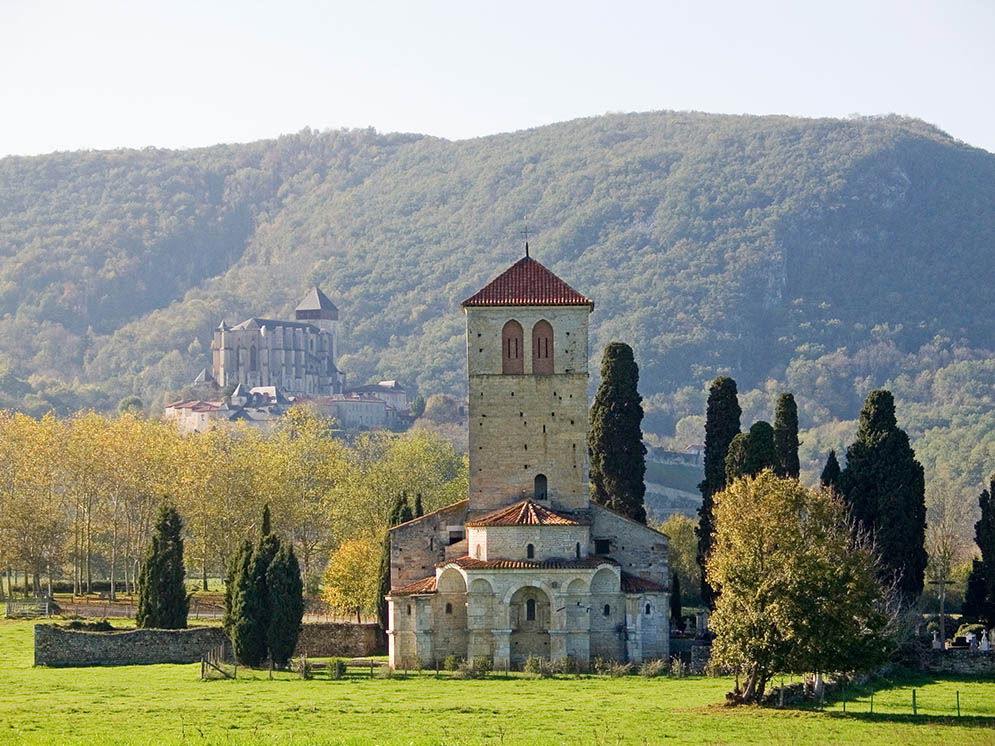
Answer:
[{"xmin": 461, "ymin": 254, "xmax": 594, "ymax": 516}]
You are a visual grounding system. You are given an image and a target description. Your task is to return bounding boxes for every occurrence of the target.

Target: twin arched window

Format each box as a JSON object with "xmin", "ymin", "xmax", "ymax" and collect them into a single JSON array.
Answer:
[
  {"xmin": 502, "ymin": 321, "xmax": 524, "ymax": 374},
  {"xmin": 501, "ymin": 320, "xmax": 553, "ymax": 374}
]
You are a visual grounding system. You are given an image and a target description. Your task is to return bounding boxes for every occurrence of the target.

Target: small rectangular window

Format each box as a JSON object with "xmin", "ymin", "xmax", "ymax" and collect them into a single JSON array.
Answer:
[{"xmin": 594, "ymin": 539, "xmax": 610, "ymax": 555}]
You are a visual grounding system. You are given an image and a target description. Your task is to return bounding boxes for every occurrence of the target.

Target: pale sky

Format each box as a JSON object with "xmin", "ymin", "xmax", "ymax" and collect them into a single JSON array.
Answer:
[{"xmin": 2, "ymin": 0, "xmax": 993, "ymax": 157}]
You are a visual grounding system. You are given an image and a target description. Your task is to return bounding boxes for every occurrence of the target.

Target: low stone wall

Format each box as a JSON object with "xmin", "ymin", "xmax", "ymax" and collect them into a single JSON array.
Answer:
[
  {"xmin": 920, "ymin": 650, "xmax": 995, "ymax": 675},
  {"xmin": 294, "ymin": 623, "xmax": 383, "ymax": 658},
  {"xmin": 35, "ymin": 622, "xmax": 383, "ymax": 667},
  {"xmin": 35, "ymin": 624, "xmax": 229, "ymax": 667}
]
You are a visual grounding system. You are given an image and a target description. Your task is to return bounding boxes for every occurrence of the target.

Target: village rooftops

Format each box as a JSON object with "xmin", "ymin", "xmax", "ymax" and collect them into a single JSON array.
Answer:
[
  {"xmin": 461, "ymin": 256, "xmax": 593, "ymax": 309},
  {"xmin": 464, "ymin": 499, "xmax": 588, "ymax": 527}
]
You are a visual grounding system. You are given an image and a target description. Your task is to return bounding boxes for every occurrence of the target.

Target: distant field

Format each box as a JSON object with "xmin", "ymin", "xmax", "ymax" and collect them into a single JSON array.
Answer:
[{"xmin": 2, "ymin": 620, "xmax": 994, "ymax": 746}]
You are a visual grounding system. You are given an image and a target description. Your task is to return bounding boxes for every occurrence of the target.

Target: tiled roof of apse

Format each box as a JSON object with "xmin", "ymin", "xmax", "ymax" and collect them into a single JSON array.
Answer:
[
  {"xmin": 461, "ymin": 257, "xmax": 593, "ymax": 308},
  {"xmin": 465, "ymin": 499, "xmax": 587, "ymax": 527}
]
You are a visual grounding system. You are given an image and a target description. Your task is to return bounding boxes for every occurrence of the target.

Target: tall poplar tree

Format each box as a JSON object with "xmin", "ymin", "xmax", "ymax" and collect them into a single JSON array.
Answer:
[
  {"xmin": 697, "ymin": 376, "xmax": 740, "ymax": 609},
  {"xmin": 136, "ymin": 504, "xmax": 188, "ymax": 629},
  {"xmin": 773, "ymin": 393, "xmax": 800, "ymax": 478},
  {"xmin": 589, "ymin": 342, "xmax": 646, "ymax": 523},
  {"xmin": 840, "ymin": 389, "xmax": 926, "ymax": 604}
]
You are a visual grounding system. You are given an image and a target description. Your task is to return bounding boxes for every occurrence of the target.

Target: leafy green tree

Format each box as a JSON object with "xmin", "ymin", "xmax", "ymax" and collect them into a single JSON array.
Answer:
[
  {"xmin": 773, "ymin": 393, "xmax": 800, "ymax": 478},
  {"xmin": 840, "ymin": 389, "xmax": 927, "ymax": 604},
  {"xmin": 820, "ymin": 450, "xmax": 841, "ymax": 490},
  {"xmin": 410, "ymin": 395, "xmax": 426, "ymax": 419},
  {"xmin": 117, "ymin": 396, "xmax": 143, "ymax": 416},
  {"xmin": 708, "ymin": 472, "xmax": 894, "ymax": 704},
  {"xmin": 697, "ymin": 376, "xmax": 740, "ymax": 609},
  {"xmin": 658, "ymin": 513, "xmax": 701, "ymax": 606},
  {"xmin": 136, "ymin": 504, "xmax": 188, "ymax": 629},
  {"xmin": 589, "ymin": 342, "xmax": 646, "ymax": 523},
  {"xmin": 266, "ymin": 542, "xmax": 304, "ymax": 669}
]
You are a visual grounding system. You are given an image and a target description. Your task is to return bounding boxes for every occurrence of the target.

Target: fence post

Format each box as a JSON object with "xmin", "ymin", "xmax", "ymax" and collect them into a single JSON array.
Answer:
[
  {"xmin": 912, "ymin": 688, "xmax": 917, "ymax": 716},
  {"xmin": 956, "ymin": 690, "xmax": 960, "ymax": 718},
  {"xmin": 842, "ymin": 687, "xmax": 846, "ymax": 713},
  {"xmin": 869, "ymin": 691, "xmax": 873, "ymax": 714}
]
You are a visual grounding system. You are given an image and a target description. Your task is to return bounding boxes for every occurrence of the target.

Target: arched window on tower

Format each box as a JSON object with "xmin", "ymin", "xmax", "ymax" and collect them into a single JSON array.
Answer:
[
  {"xmin": 526, "ymin": 544, "xmax": 535, "ymax": 559},
  {"xmin": 249, "ymin": 346, "xmax": 257, "ymax": 372},
  {"xmin": 534, "ymin": 474, "xmax": 548, "ymax": 501},
  {"xmin": 532, "ymin": 320, "xmax": 553, "ymax": 374},
  {"xmin": 526, "ymin": 598, "xmax": 536, "ymax": 621},
  {"xmin": 502, "ymin": 320, "xmax": 524, "ymax": 374}
]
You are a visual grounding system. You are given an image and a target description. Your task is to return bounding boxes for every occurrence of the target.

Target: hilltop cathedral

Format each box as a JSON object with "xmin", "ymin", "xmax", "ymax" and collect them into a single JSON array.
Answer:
[{"xmin": 386, "ymin": 253, "xmax": 670, "ymax": 669}]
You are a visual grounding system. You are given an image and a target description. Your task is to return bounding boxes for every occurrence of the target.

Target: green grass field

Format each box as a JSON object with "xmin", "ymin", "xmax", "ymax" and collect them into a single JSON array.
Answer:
[{"xmin": 2, "ymin": 620, "xmax": 994, "ymax": 745}]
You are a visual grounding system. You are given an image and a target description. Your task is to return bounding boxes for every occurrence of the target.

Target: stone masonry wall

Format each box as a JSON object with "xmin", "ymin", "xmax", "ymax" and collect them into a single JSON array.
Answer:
[
  {"xmin": 390, "ymin": 501, "xmax": 469, "ymax": 590},
  {"xmin": 590, "ymin": 506, "xmax": 670, "ymax": 588},
  {"xmin": 920, "ymin": 650, "xmax": 995, "ymax": 675},
  {"xmin": 35, "ymin": 623, "xmax": 382, "ymax": 667}
]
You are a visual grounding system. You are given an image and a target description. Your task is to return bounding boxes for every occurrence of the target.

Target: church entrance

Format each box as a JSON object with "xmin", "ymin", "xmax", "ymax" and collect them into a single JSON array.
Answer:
[{"xmin": 509, "ymin": 586, "xmax": 551, "ymax": 666}]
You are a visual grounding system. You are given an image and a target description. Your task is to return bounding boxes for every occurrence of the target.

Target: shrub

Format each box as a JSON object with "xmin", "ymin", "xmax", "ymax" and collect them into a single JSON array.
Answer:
[
  {"xmin": 375, "ymin": 665, "xmax": 397, "ymax": 679},
  {"xmin": 670, "ymin": 657, "xmax": 689, "ymax": 678},
  {"xmin": 443, "ymin": 654, "xmax": 461, "ymax": 671},
  {"xmin": 291, "ymin": 654, "xmax": 313, "ymax": 680},
  {"xmin": 453, "ymin": 657, "xmax": 491, "ymax": 679},
  {"xmin": 523, "ymin": 655, "xmax": 543, "ymax": 675},
  {"xmin": 593, "ymin": 657, "xmax": 632, "ymax": 677},
  {"xmin": 330, "ymin": 659, "xmax": 347, "ymax": 679},
  {"xmin": 65, "ymin": 619, "xmax": 113, "ymax": 632},
  {"xmin": 955, "ymin": 622, "xmax": 987, "ymax": 640},
  {"xmin": 639, "ymin": 659, "xmax": 668, "ymax": 678}
]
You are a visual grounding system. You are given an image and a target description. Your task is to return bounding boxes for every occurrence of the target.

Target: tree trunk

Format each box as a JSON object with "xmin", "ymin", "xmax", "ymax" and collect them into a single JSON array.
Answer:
[
  {"xmin": 85, "ymin": 497, "xmax": 92, "ymax": 594},
  {"xmin": 202, "ymin": 556, "xmax": 208, "ymax": 591}
]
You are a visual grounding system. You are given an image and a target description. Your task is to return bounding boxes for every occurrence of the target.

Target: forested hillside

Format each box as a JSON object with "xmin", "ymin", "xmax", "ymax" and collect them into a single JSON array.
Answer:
[{"xmin": 1, "ymin": 111, "xmax": 993, "ymax": 537}]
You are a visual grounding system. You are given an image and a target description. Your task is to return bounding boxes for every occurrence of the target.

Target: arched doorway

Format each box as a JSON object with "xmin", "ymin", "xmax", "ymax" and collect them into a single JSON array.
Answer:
[{"xmin": 509, "ymin": 585, "xmax": 551, "ymax": 665}]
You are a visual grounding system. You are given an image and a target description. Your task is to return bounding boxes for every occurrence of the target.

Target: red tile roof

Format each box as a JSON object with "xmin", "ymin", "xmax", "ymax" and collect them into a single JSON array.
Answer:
[
  {"xmin": 465, "ymin": 499, "xmax": 587, "ymax": 527},
  {"xmin": 461, "ymin": 257, "xmax": 593, "ymax": 308},
  {"xmin": 621, "ymin": 572, "xmax": 668, "ymax": 593},
  {"xmin": 390, "ymin": 575, "xmax": 437, "ymax": 596},
  {"xmin": 443, "ymin": 556, "xmax": 615, "ymax": 570}
]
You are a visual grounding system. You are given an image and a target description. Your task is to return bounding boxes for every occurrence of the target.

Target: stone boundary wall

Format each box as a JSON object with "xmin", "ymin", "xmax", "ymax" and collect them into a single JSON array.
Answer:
[
  {"xmin": 294, "ymin": 623, "xmax": 382, "ymax": 658},
  {"xmin": 35, "ymin": 625, "xmax": 229, "ymax": 667},
  {"xmin": 35, "ymin": 623, "xmax": 383, "ymax": 667},
  {"xmin": 920, "ymin": 650, "xmax": 995, "ymax": 675}
]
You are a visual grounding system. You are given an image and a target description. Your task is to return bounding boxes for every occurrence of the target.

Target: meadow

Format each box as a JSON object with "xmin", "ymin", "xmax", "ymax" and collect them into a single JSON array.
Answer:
[{"xmin": 2, "ymin": 620, "xmax": 994, "ymax": 746}]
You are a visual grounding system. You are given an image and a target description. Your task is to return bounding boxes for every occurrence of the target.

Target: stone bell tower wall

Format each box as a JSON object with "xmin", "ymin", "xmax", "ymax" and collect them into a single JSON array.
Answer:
[{"xmin": 466, "ymin": 305, "xmax": 591, "ymax": 514}]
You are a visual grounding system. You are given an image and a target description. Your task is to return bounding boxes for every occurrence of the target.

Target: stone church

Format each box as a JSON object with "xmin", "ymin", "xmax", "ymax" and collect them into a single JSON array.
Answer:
[
  {"xmin": 210, "ymin": 287, "xmax": 345, "ymax": 396},
  {"xmin": 387, "ymin": 254, "xmax": 670, "ymax": 669}
]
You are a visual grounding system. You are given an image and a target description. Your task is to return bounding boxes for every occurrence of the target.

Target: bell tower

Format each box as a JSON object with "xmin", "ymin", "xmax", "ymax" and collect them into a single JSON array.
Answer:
[{"xmin": 461, "ymin": 255, "xmax": 594, "ymax": 516}]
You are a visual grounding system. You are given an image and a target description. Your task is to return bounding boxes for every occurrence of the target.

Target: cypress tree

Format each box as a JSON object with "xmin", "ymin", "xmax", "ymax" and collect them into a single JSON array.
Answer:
[
  {"xmin": 820, "ymin": 450, "xmax": 841, "ymax": 490},
  {"xmin": 588, "ymin": 342, "xmax": 647, "ymax": 523},
  {"xmin": 261, "ymin": 503, "xmax": 271, "ymax": 537},
  {"xmin": 773, "ymin": 393, "xmax": 800, "ymax": 478},
  {"xmin": 414, "ymin": 493, "xmax": 424, "ymax": 518},
  {"xmin": 136, "ymin": 504, "xmax": 188, "ymax": 629},
  {"xmin": 840, "ymin": 389, "xmax": 926, "ymax": 604},
  {"xmin": 970, "ymin": 475, "xmax": 995, "ymax": 625},
  {"xmin": 266, "ymin": 542, "xmax": 304, "ymax": 669},
  {"xmin": 743, "ymin": 421, "xmax": 776, "ymax": 476},
  {"xmin": 397, "ymin": 493, "xmax": 414, "ymax": 524},
  {"xmin": 962, "ymin": 560, "xmax": 991, "ymax": 625},
  {"xmin": 224, "ymin": 539, "xmax": 253, "ymax": 637},
  {"xmin": 697, "ymin": 376, "xmax": 741, "ymax": 609},
  {"xmin": 231, "ymin": 533, "xmax": 281, "ymax": 667},
  {"xmin": 670, "ymin": 574, "xmax": 684, "ymax": 632},
  {"xmin": 724, "ymin": 433, "xmax": 750, "ymax": 483},
  {"xmin": 376, "ymin": 495, "xmax": 407, "ymax": 632}
]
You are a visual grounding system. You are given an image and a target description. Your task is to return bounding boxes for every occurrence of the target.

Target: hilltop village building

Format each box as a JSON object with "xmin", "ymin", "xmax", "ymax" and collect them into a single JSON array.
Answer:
[
  {"xmin": 210, "ymin": 287, "xmax": 345, "ymax": 396},
  {"xmin": 387, "ymin": 255, "xmax": 670, "ymax": 669}
]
